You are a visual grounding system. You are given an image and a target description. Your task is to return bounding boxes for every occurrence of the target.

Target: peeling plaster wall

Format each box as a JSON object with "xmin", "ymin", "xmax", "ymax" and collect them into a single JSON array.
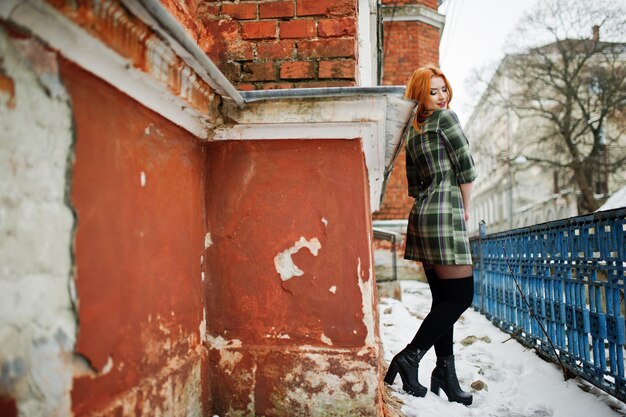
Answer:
[
  {"xmin": 63, "ymin": 60, "xmax": 209, "ymax": 416},
  {"xmin": 0, "ymin": 27, "xmax": 76, "ymax": 417},
  {"xmin": 205, "ymin": 139, "xmax": 382, "ymax": 416}
]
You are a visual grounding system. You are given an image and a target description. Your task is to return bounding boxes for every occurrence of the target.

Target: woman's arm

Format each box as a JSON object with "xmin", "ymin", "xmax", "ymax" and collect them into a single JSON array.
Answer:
[{"xmin": 460, "ymin": 182, "xmax": 473, "ymax": 221}]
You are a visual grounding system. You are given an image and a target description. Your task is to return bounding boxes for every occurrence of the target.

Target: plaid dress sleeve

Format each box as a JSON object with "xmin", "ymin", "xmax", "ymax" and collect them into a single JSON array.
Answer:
[
  {"xmin": 438, "ymin": 110, "xmax": 477, "ymax": 184},
  {"xmin": 405, "ymin": 130, "xmax": 422, "ymax": 197}
]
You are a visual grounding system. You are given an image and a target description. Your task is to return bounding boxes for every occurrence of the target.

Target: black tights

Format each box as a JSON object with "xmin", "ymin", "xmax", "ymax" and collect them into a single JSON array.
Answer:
[{"xmin": 408, "ymin": 269, "xmax": 473, "ymax": 355}]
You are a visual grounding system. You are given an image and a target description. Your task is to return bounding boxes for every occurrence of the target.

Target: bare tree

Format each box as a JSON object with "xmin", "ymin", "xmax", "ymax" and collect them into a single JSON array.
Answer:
[{"xmin": 482, "ymin": 0, "xmax": 625, "ymax": 213}]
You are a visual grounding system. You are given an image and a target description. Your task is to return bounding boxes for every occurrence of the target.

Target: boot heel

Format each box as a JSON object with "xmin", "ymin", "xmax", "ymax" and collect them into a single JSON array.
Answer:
[
  {"xmin": 430, "ymin": 377, "xmax": 441, "ymax": 395},
  {"xmin": 384, "ymin": 362, "xmax": 399, "ymax": 385}
]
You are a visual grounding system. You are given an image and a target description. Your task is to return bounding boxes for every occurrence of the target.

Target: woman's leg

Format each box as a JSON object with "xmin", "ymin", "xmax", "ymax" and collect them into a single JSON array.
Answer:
[
  {"xmin": 408, "ymin": 265, "xmax": 473, "ymax": 351},
  {"xmin": 425, "ymin": 268, "xmax": 453, "ymax": 357}
]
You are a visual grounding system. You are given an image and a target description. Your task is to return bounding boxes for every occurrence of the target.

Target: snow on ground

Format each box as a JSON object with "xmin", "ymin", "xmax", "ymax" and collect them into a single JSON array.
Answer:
[
  {"xmin": 597, "ymin": 186, "xmax": 626, "ymax": 212},
  {"xmin": 379, "ymin": 280, "xmax": 626, "ymax": 417}
]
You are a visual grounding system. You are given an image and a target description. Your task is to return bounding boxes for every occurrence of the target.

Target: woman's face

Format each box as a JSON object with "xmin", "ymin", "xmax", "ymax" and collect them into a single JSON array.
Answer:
[{"xmin": 427, "ymin": 76, "xmax": 449, "ymax": 110}]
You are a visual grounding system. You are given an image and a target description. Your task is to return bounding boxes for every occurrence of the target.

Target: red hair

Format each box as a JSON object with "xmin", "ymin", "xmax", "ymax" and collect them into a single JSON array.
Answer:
[{"xmin": 405, "ymin": 66, "xmax": 453, "ymax": 132}]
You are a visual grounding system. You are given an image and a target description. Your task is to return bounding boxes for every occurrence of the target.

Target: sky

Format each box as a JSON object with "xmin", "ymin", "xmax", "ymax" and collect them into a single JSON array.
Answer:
[
  {"xmin": 438, "ymin": 0, "xmax": 540, "ymax": 124},
  {"xmin": 380, "ymin": 279, "xmax": 626, "ymax": 417}
]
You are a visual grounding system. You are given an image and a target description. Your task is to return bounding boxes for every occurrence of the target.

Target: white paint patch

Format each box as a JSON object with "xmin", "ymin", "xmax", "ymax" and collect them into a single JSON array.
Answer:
[
  {"xmin": 204, "ymin": 232, "xmax": 213, "ymax": 249},
  {"xmin": 320, "ymin": 333, "xmax": 334, "ymax": 346},
  {"xmin": 199, "ymin": 308, "xmax": 207, "ymax": 342},
  {"xmin": 140, "ymin": 171, "xmax": 146, "ymax": 187},
  {"xmin": 159, "ymin": 321, "xmax": 171, "ymax": 335},
  {"xmin": 280, "ymin": 351, "xmax": 379, "ymax": 413},
  {"xmin": 274, "ymin": 237, "xmax": 322, "ymax": 281},
  {"xmin": 201, "ymin": 272, "xmax": 205, "ymax": 282},
  {"xmin": 357, "ymin": 257, "xmax": 375, "ymax": 346},
  {"xmin": 101, "ymin": 356, "xmax": 114, "ymax": 375},
  {"xmin": 200, "ymin": 255, "xmax": 204, "ymax": 264},
  {"xmin": 329, "ymin": 286, "xmax": 337, "ymax": 294},
  {"xmin": 265, "ymin": 332, "xmax": 291, "ymax": 340},
  {"xmin": 321, "ymin": 217, "xmax": 328, "ymax": 227},
  {"xmin": 207, "ymin": 335, "xmax": 243, "ymax": 375}
]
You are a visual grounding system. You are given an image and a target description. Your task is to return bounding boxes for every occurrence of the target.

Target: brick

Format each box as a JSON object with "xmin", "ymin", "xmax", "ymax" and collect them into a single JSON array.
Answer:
[
  {"xmin": 242, "ymin": 62, "xmax": 276, "ymax": 81},
  {"xmin": 280, "ymin": 61, "xmax": 316, "ymax": 79},
  {"xmin": 259, "ymin": 1, "xmax": 295, "ymax": 19},
  {"xmin": 295, "ymin": 80, "xmax": 355, "ymax": 88},
  {"xmin": 242, "ymin": 21, "xmax": 277, "ymax": 39},
  {"xmin": 257, "ymin": 40, "xmax": 294, "ymax": 59},
  {"xmin": 222, "ymin": 62, "xmax": 242, "ymax": 82},
  {"xmin": 297, "ymin": 0, "xmax": 356, "ymax": 17},
  {"xmin": 222, "ymin": 3, "xmax": 257, "ymax": 20},
  {"xmin": 260, "ymin": 82, "xmax": 294, "ymax": 90},
  {"xmin": 319, "ymin": 60, "xmax": 355, "ymax": 79},
  {"xmin": 237, "ymin": 83, "xmax": 256, "ymax": 91},
  {"xmin": 201, "ymin": 5, "xmax": 220, "ymax": 17},
  {"xmin": 298, "ymin": 38, "xmax": 355, "ymax": 58},
  {"xmin": 317, "ymin": 17, "xmax": 356, "ymax": 37},
  {"xmin": 228, "ymin": 41, "xmax": 255, "ymax": 61},
  {"xmin": 280, "ymin": 19, "xmax": 316, "ymax": 39},
  {"xmin": 217, "ymin": 19, "xmax": 241, "ymax": 41}
]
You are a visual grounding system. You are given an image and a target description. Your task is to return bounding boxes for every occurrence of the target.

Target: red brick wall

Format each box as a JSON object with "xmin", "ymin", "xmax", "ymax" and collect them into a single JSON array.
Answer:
[
  {"xmin": 163, "ymin": 0, "xmax": 359, "ymax": 90},
  {"xmin": 374, "ymin": 2, "xmax": 441, "ymax": 220},
  {"xmin": 0, "ymin": 396, "xmax": 17, "ymax": 417},
  {"xmin": 381, "ymin": 21, "xmax": 440, "ymax": 86}
]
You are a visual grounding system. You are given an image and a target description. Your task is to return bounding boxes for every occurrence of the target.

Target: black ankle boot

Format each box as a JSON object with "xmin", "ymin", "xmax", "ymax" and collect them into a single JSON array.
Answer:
[
  {"xmin": 384, "ymin": 345, "xmax": 428, "ymax": 397},
  {"xmin": 430, "ymin": 355, "xmax": 473, "ymax": 405}
]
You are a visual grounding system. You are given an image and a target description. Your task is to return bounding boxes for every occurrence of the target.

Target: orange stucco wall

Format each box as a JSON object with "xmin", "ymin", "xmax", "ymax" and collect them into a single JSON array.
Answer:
[
  {"xmin": 61, "ymin": 58, "xmax": 381, "ymax": 415},
  {"xmin": 204, "ymin": 139, "xmax": 381, "ymax": 415},
  {"xmin": 64, "ymin": 60, "xmax": 209, "ymax": 416}
]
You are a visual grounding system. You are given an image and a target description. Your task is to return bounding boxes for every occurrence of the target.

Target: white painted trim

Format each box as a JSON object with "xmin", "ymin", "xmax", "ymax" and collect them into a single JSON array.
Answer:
[
  {"xmin": 2, "ymin": 0, "xmax": 212, "ymax": 138},
  {"xmin": 357, "ymin": 0, "xmax": 377, "ymax": 87},
  {"xmin": 213, "ymin": 122, "xmax": 376, "ymax": 141},
  {"xmin": 382, "ymin": 4, "xmax": 445, "ymax": 30}
]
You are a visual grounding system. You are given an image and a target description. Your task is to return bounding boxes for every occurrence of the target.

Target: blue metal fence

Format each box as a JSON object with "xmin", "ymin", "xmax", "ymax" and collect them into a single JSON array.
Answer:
[{"xmin": 471, "ymin": 207, "xmax": 626, "ymax": 401}]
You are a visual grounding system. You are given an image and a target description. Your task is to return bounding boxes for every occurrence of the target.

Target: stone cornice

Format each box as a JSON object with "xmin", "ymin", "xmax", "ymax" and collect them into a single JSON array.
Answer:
[{"xmin": 381, "ymin": 4, "xmax": 445, "ymax": 30}]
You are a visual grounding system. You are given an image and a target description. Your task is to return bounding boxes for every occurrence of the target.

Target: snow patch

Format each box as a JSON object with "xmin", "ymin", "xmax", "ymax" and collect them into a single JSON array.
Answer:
[
  {"xmin": 204, "ymin": 232, "xmax": 213, "ymax": 249},
  {"xmin": 597, "ymin": 185, "xmax": 626, "ymax": 211},
  {"xmin": 380, "ymin": 280, "xmax": 626, "ymax": 417}
]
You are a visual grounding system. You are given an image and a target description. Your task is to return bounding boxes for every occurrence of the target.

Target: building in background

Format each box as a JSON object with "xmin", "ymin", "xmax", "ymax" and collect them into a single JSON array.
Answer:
[{"xmin": 465, "ymin": 38, "xmax": 626, "ymax": 236}]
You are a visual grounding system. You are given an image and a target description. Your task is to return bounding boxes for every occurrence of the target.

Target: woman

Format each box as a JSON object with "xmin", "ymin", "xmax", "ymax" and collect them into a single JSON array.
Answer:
[{"xmin": 384, "ymin": 66, "xmax": 477, "ymax": 406}]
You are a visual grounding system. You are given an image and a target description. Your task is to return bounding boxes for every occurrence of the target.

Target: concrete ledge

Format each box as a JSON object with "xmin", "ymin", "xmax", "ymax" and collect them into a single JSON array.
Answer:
[{"xmin": 381, "ymin": 4, "xmax": 445, "ymax": 30}]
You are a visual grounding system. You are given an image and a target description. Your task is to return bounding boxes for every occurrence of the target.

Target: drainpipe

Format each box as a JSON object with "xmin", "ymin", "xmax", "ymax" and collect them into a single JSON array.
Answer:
[{"xmin": 122, "ymin": 0, "xmax": 245, "ymax": 108}]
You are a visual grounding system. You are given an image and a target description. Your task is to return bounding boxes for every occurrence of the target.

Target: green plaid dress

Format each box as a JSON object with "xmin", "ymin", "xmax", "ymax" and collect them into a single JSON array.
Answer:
[{"xmin": 404, "ymin": 109, "xmax": 477, "ymax": 265}]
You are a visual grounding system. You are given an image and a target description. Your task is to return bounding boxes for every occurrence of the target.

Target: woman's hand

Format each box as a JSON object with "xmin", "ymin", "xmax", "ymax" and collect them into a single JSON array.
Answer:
[{"xmin": 459, "ymin": 182, "xmax": 473, "ymax": 223}]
